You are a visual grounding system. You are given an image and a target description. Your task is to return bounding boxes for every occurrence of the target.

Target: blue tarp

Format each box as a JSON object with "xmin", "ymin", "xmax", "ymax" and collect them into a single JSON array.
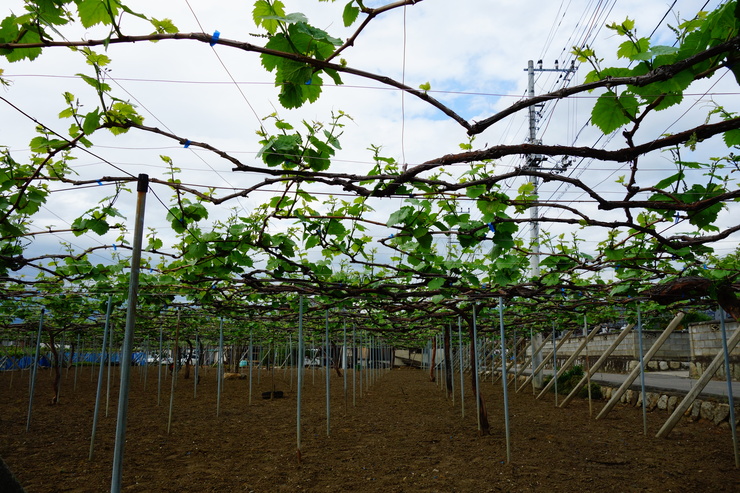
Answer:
[{"xmin": 0, "ymin": 351, "xmax": 149, "ymax": 370}]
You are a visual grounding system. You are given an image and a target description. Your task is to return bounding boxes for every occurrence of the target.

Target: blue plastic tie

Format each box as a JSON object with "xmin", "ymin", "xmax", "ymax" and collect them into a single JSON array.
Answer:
[
  {"xmin": 703, "ymin": 264, "xmax": 708, "ymax": 269},
  {"xmin": 184, "ymin": 139, "xmax": 191, "ymax": 148},
  {"xmin": 97, "ymin": 180, "xmax": 103, "ymax": 186},
  {"xmin": 487, "ymin": 222, "xmax": 495, "ymax": 233},
  {"xmin": 305, "ymin": 78, "xmax": 312, "ymax": 85},
  {"xmin": 389, "ymin": 234, "xmax": 394, "ymax": 238},
  {"xmin": 210, "ymin": 30, "xmax": 220, "ymax": 46},
  {"xmin": 112, "ymin": 244, "xmax": 117, "ymax": 251},
  {"xmin": 674, "ymin": 212, "xmax": 680, "ymax": 224}
]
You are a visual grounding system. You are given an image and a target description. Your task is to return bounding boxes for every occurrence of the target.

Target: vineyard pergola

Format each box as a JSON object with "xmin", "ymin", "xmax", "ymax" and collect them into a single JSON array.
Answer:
[{"xmin": 1, "ymin": 0, "xmax": 739, "ymax": 490}]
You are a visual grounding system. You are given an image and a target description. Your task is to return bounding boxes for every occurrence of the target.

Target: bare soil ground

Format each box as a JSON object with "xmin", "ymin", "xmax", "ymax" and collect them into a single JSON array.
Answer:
[{"xmin": 1, "ymin": 365, "xmax": 739, "ymax": 492}]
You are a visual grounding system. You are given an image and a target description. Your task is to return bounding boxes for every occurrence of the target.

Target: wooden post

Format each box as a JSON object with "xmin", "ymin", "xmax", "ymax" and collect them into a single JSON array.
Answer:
[
  {"xmin": 517, "ymin": 330, "xmax": 574, "ymax": 391},
  {"xmin": 513, "ymin": 333, "xmax": 553, "ymax": 380},
  {"xmin": 536, "ymin": 324, "xmax": 601, "ymax": 400},
  {"xmin": 656, "ymin": 318, "xmax": 740, "ymax": 438},
  {"xmin": 596, "ymin": 311, "xmax": 685, "ymax": 421},
  {"xmin": 560, "ymin": 323, "xmax": 635, "ymax": 408}
]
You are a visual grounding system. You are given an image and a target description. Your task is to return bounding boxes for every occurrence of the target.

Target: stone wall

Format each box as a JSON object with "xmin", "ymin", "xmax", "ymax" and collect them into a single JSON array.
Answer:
[
  {"xmin": 598, "ymin": 385, "xmax": 738, "ymax": 429},
  {"xmin": 513, "ymin": 375, "xmax": 740, "ymax": 430}
]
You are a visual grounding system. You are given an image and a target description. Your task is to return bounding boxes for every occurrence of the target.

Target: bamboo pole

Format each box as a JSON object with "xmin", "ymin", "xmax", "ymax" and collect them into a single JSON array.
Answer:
[{"xmin": 597, "ymin": 311, "xmax": 685, "ymax": 421}]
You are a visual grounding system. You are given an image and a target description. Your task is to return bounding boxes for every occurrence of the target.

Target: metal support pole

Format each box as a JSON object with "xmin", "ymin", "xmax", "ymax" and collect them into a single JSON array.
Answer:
[
  {"xmin": 89, "ymin": 295, "xmax": 113, "ymax": 460},
  {"xmin": 325, "ymin": 310, "xmax": 331, "ymax": 437},
  {"xmin": 637, "ymin": 306, "xmax": 648, "ymax": 434},
  {"xmin": 249, "ymin": 330, "xmax": 253, "ymax": 406},
  {"xmin": 473, "ymin": 306, "xmax": 481, "ymax": 432},
  {"xmin": 719, "ymin": 309, "xmax": 739, "ymax": 468},
  {"xmin": 157, "ymin": 325, "xmax": 163, "ymax": 406},
  {"xmin": 297, "ymin": 297, "xmax": 304, "ymax": 458},
  {"xmin": 26, "ymin": 308, "xmax": 45, "ymax": 432},
  {"xmin": 111, "ymin": 174, "xmax": 148, "ymax": 493},
  {"xmin": 217, "ymin": 317, "xmax": 224, "ymax": 416},
  {"xmin": 458, "ymin": 316, "xmax": 465, "ymax": 418},
  {"xmin": 499, "ymin": 298, "xmax": 511, "ymax": 463}
]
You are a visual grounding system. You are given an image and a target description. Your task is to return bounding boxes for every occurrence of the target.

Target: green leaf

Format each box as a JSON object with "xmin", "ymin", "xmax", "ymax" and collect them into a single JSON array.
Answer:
[
  {"xmin": 0, "ymin": 18, "xmax": 43, "ymax": 62},
  {"xmin": 150, "ymin": 17, "xmax": 179, "ymax": 35},
  {"xmin": 427, "ymin": 277, "xmax": 445, "ymax": 290},
  {"xmin": 654, "ymin": 171, "xmax": 684, "ymax": 190},
  {"xmin": 466, "ymin": 184, "xmax": 487, "ymax": 199},
  {"xmin": 82, "ymin": 108, "xmax": 101, "ymax": 135},
  {"xmin": 76, "ymin": 0, "xmax": 118, "ymax": 28},
  {"xmin": 724, "ymin": 128, "xmax": 740, "ymax": 147},
  {"xmin": 343, "ymin": 2, "xmax": 360, "ymax": 27},
  {"xmin": 617, "ymin": 37, "xmax": 650, "ymax": 60},
  {"xmin": 387, "ymin": 206, "xmax": 413, "ymax": 226},
  {"xmin": 591, "ymin": 92, "xmax": 638, "ymax": 134},
  {"xmin": 253, "ymin": 0, "xmax": 286, "ymax": 34}
]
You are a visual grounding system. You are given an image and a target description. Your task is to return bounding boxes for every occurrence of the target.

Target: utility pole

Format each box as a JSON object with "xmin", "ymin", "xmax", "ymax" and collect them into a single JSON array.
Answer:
[{"xmin": 524, "ymin": 59, "xmax": 576, "ymax": 387}]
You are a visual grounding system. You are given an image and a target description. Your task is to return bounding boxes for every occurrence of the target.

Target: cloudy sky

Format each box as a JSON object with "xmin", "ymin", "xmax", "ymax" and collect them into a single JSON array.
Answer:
[{"xmin": 2, "ymin": 0, "xmax": 737, "ymax": 279}]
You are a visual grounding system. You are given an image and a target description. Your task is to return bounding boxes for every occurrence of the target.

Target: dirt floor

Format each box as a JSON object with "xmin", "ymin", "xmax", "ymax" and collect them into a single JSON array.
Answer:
[{"xmin": 1, "ymin": 364, "xmax": 739, "ymax": 492}]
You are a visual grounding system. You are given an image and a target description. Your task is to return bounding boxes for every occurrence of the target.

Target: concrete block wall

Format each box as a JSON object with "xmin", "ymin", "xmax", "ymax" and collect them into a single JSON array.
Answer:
[
  {"xmin": 525, "ymin": 320, "xmax": 739, "ymax": 380},
  {"xmin": 688, "ymin": 320, "xmax": 740, "ymax": 380}
]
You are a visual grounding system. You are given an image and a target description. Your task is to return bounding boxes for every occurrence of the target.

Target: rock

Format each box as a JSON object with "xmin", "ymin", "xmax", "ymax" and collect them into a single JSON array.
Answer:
[
  {"xmin": 700, "ymin": 400, "xmax": 715, "ymax": 421},
  {"xmin": 603, "ymin": 387, "xmax": 612, "ymax": 400},
  {"xmin": 690, "ymin": 400, "xmax": 702, "ymax": 421},
  {"xmin": 659, "ymin": 361, "xmax": 669, "ymax": 371},
  {"xmin": 713, "ymin": 404, "xmax": 730, "ymax": 425},
  {"xmin": 669, "ymin": 361, "xmax": 681, "ymax": 370},
  {"xmin": 627, "ymin": 390, "xmax": 638, "ymax": 406},
  {"xmin": 667, "ymin": 396, "xmax": 678, "ymax": 412},
  {"xmin": 648, "ymin": 361, "xmax": 658, "ymax": 370},
  {"xmin": 647, "ymin": 393, "xmax": 660, "ymax": 411},
  {"xmin": 223, "ymin": 372, "xmax": 246, "ymax": 380},
  {"xmin": 628, "ymin": 361, "xmax": 639, "ymax": 371},
  {"xmin": 657, "ymin": 395, "xmax": 669, "ymax": 411}
]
